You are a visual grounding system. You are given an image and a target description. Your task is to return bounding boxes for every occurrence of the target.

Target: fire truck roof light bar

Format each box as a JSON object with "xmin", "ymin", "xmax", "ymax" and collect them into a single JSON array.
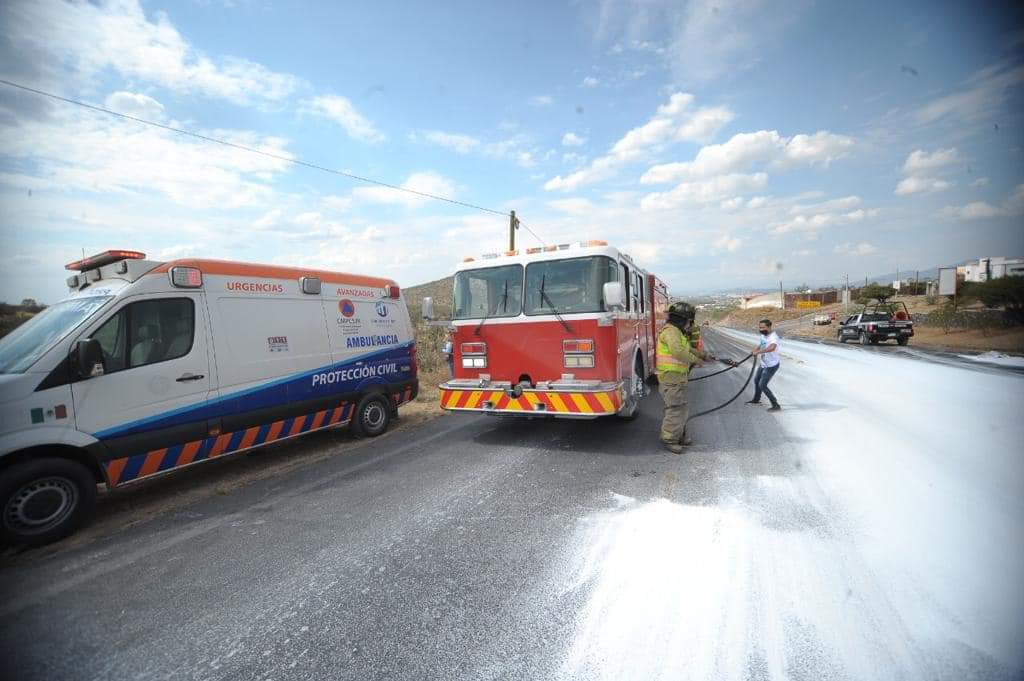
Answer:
[
  {"xmin": 64, "ymin": 250, "xmax": 146, "ymax": 271},
  {"xmin": 466, "ymin": 240, "xmax": 608, "ymax": 261}
]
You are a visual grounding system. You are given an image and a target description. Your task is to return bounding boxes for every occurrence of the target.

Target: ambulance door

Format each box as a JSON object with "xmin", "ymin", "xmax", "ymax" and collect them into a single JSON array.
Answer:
[{"xmin": 71, "ymin": 293, "xmax": 213, "ymax": 457}]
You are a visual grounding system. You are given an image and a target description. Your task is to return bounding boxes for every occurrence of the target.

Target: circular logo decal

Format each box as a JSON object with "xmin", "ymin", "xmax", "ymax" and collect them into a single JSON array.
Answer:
[
  {"xmin": 375, "ymin": 302, "xmax": 389, "ymax": 318},
  {"xmin": 339, "ymin": 299, "xmax": 356, "ymax": 317}
]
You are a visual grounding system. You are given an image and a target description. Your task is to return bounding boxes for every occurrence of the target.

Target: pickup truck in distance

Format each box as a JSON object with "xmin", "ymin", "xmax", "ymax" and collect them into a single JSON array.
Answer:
[{"xmin": 837, "ymin": 301, "xmax": 914, "ymax": 346}]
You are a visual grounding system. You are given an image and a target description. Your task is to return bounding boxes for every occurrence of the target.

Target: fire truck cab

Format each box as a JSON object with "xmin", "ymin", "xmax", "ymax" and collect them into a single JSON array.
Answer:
[{"xmin": 434, "ymin": 241, "xmax": 669, "ymax": 419}]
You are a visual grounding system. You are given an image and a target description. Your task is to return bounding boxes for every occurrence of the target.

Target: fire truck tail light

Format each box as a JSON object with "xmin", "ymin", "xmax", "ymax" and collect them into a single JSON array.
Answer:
[
  {"xmin": 563, "ymin": 339, "xmax": 595, "ymax": 354},
  {"xmin": 170, "ymin": 266, "xmax": 203, "ymax": 288},
  {"xmin": 564, "ymin": 355, "xmax": 595, "ymax": 368},
  {"xmin": 462, "ymin": 357, "xmax": 487, "ymax": 368},
  {"xmin": 461, "ymin": 342, "xmax": 487, "ymax": 355}
]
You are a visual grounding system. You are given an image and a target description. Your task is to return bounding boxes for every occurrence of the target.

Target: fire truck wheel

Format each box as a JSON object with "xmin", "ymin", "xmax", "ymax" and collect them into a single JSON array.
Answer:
[
  {"xmin": 353, "ymin": 393, "xmax": 392, "ymax": 437},
  {"xmin": 0, "ymin": 457, "xmax": 97, "ymax": 547}
]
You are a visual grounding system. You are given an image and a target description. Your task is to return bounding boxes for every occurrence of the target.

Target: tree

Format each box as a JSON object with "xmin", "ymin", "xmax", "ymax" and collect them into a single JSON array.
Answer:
[
  {"xmin": 856, "ymin": 284, "xmax": 896, "ymax": 304},
  {"xmin": 973, "ymin": 276, "xmax": 1024, "ymax": 324}
]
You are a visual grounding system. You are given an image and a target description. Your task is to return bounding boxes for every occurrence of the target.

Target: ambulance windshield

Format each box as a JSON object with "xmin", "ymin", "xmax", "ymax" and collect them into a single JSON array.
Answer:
[
  {"xmin": 524, "ymin": 256, "xmax": 619, "ymax": 315},
  {"xmin": 453, "ymin": 265, "xmax": 523, "ymax": 319},
  {"xmin": 0, "ymin": 295, "xmax": 113, "ymax": 373}
]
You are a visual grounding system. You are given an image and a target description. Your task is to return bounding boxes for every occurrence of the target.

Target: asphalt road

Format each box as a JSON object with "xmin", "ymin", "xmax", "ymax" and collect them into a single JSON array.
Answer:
[{"xmin": 1, "ymin": 330, "xmax": 1021, "ymax": 681}]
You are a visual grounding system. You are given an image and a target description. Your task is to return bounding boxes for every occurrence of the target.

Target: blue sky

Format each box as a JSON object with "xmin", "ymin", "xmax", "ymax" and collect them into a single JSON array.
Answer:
[{"xmin": 1, "ymin": 0, "xmax": 1022, "ymax": 304}]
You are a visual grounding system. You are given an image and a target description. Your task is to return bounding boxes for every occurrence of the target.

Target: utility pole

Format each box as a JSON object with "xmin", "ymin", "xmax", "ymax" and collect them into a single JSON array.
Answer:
[
  {"xmin": 508, "ymin": 210, "xmax": 519, "ymax": 251},
  {"xmin": 779, "ymin": 279, "xmax": 785, "ymax": 310},
  {"xmin": 845, "ymin": 273, "xmax": 849, "ymax": 315}
]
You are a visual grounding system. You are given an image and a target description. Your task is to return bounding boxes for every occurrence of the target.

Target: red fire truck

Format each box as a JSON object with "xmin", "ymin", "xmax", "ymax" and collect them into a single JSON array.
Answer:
[{"xmin": 429, "ymin": 240, "xmax": 669, "ymax": 419}]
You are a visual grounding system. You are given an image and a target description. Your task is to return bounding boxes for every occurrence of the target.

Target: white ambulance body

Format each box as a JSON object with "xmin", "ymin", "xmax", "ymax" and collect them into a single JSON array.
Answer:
[{"xmin": 0, "ymin": 251, "xmax": 418, "ymax": 545}]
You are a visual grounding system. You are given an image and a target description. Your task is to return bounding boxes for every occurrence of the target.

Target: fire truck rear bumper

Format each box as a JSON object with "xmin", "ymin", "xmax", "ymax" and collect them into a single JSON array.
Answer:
[{"xmin": 438, "ymin": 382, "xmax": 623, "ymax": 418}]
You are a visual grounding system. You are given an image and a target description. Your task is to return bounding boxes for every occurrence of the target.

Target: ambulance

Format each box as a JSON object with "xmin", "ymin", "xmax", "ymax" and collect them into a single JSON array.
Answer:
[
  {"xmin": 427, "ymin": 241, "xmax": 668, "ymax": 419},
  {"xmin": 0, "ymin": 250, "xmax": 418, "ymax": 545}
]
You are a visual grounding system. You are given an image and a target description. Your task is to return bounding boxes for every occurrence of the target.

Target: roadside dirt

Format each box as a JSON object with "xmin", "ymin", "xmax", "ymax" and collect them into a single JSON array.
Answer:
[{"xmin": 1, "ymin": 373, "xmax": 448, "ymax": 564}]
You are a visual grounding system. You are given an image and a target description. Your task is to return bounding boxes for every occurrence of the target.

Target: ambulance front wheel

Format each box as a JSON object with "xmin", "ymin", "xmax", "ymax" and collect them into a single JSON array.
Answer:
[
  {"xmin": 0, "ymin": 457, "xmax": 97, "ymax": 547},
  {"xmin": 354, "ymin": 393, "xmax": 392, "ymax": 437}
]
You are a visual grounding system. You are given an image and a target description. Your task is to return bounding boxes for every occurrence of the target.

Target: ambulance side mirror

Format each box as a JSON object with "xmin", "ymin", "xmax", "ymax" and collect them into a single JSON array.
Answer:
[
  {"xmin": 422, "ymin": 297, "xmax": 435, "ymax": 321},
  {"xmin": 73, "ymin": 338, "xmax": 105, "ymax": 380},
  {"xmin": 603, "ymin": 282, "xmax": 625, "ymax": 311}
]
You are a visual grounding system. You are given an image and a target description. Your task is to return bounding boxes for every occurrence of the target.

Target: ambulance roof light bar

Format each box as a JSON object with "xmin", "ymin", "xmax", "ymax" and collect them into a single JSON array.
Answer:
[{"xmin": 64, "ymin": 250, "xmax": 146, "ymax": 272}]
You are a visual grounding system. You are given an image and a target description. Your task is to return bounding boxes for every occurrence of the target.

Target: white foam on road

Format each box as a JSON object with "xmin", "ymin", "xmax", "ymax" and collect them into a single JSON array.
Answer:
[
  {"xmin": 560, "ymin": 329, "xmax": 1024, "ymax": 680},
  {"xmin": 957, "ymin": 350, "xmax": 1024, "ymax": 367}
]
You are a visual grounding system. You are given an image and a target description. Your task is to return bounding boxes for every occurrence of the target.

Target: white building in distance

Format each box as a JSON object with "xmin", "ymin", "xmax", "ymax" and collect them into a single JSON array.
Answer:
[{"xmin": 960, "ymin": 256, "xmax": 1024, "ymax": 282}]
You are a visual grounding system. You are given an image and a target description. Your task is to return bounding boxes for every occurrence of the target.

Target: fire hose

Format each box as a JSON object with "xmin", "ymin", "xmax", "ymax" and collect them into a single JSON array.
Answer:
[{"xmin": 687, "ymin": 353, "xmax": 757, "ymax": 420}]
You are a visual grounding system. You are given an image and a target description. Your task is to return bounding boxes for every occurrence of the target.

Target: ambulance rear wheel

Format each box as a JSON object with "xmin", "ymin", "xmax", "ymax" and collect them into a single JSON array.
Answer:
[
  {"xmin": 354, "ymin": 394, "xmax": 392, "ymax": 437},
  {"xmin": 0, "ymin": 457, "xmax": 97, "ymax": 547}
]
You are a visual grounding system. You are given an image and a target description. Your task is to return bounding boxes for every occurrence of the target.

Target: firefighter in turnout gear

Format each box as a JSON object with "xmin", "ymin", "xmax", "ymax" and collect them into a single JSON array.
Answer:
[{"xmin": 656, "ymin": 302, "xmax": 713, "ymax": 453}]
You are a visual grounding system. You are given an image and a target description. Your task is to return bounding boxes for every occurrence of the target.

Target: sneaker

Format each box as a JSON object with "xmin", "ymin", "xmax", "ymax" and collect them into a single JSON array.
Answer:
[
  {"xmin": 662, "ymin": 441, "xmax": 685, "ymax": 454},
  {"xmin": 767, "ymin": 404, "xmax": 782, "ymax": 412},
  {"xmin": 745, "ymin": 400, "xmax": 761, "ymax": 405}
]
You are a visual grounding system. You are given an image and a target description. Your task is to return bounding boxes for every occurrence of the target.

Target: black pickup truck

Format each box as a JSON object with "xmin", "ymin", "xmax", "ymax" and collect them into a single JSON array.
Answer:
[{"xmin": 837, "ymin": 301, "xmax": 914, "ymax": 346}]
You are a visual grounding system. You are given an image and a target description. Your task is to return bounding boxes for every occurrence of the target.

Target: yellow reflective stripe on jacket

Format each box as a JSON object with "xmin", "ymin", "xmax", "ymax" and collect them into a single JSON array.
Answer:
[{"xmin": 656, "ymin": 325, "xmax": 691, "ymax": 374}]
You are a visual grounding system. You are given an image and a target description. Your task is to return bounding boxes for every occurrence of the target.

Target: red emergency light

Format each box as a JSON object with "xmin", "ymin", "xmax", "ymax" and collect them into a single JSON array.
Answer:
[{"xmin": 64, "ymin": 250, "xmax": 146, "ymax": 272}]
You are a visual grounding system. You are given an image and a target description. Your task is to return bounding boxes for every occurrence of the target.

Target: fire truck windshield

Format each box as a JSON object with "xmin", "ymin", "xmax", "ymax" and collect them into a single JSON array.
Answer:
[
  {"xmin": 525, "ymin": 256, "xmax": 619, "ymax": 315},
  {"xmin": 452, "ymin": 265, "xmax": 524, "ymax": 320}
]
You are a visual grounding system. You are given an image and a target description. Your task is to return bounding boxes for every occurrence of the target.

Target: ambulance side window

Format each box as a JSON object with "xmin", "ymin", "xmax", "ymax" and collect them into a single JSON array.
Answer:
[
  {"xmin": 91, "ymin": 299, "xmax": 195, "ymax": 374},
  {"xmin": 92, "ymin": 310, "xmax": 127, "ymax": 373}
]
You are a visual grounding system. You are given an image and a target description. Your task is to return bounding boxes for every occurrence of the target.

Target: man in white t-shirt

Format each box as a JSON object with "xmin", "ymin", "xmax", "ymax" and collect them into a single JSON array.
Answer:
[{"xmin": 747, "ymin": 318, "xmax": 781, "ymax": 411}]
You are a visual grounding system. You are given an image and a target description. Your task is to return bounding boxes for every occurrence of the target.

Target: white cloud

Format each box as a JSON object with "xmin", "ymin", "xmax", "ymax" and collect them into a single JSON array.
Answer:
[
  {"xmin": 713, "ymin": 234, "xmax": 743, "ymax": 252},
  {"xmin": 582, "ymin": 76, "xmax": 600, "ymax": 88},
  {"xmin": 940, "ymin": 201, "xmax": 1000, "ymax": 220},
  {"xmin": 530, "ymin": 95, "xmax": 554, "ymax": 106},
  {"xmin": 769, "ymin": 198, "xmax": 875, "ymax": 236},
  {"xmin": 0, "ymin": 105, "xmax": 292, "ymax": 209},
  {"xmin": 916, "ymin": 61, "xmax": 1024, "ymax": 125},
  {"xmin": 834, "ymin": 242, "xmax": 878, "ymax": 256},
  {"xmin": 747, "ymin": 196, "xmax": 768, "ymax": 209},
  {"xmin": 894, "ymin": 148, "xmax": 958, "ymax": 196},
  {"xmin": 895, "ymin": 176, "xmax": 951, "ymax": 196},
  {"xmin": 545, "ymin": 92, "xmax": 734, "ymax": 191},
  {"xmin": 640, "ymin": 173, "xmax": 767, "ymax": 211},
  {"xmin": 417, "ymin": 130, "xmax": 481, "ymax": 154},
  {"xmin": 547, "ymin": 198, "xmax": 596, "ymax": 215},
  {"xmin": 562, "ymin": 132, "xmax": 586, "ymax": 147},
  {"xmin": 970, "ymin": 177, "xmax": 990, "ymax": 187},
  {"xmin": 902, "ymin": 148, "xmax": 958, "ymax": 174},
  {"xmin": 2, "ymin": 0, "xmax": 300, "ymax": 105},
  {"xmin": 351, "ymin": 171, "xmax": 456, "ymax": 207},
  {"xmin": 641, "ymin": 129, "xmax": 853, "ymax": 185},
  {"xmin": 301, "ymin": 95, "xmax": 385, "ymax": 143},
  {"xmin": 103, "ymin": 91, "xmax": 165, "ymax": 120}
]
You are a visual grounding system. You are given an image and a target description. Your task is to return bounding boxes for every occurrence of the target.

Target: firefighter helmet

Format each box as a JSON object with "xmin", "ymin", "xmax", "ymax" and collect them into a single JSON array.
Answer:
[{"xmin": 668, "ymin": 302, "xmax": 695, "ymax": 321}]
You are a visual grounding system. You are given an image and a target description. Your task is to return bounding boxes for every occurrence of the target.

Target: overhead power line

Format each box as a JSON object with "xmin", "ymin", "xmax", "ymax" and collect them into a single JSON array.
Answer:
[{"xmin": 0, "ymin": 78, "xmax": 522, "ymax": 220}]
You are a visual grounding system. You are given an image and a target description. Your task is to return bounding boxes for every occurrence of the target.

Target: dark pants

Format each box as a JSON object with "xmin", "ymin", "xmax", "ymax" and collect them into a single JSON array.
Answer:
[{"xmin": 752, "ymin": 364, "xmax": 780, "ymax": 406}]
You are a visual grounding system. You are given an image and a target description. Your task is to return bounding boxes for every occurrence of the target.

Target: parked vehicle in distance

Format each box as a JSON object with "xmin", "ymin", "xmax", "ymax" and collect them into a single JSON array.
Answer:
[
  {"xmin": 0, "ymin": 250, "xmax": 417, "ymax": 546},
  {"xmin": 426, "ymin": 240, "xmax": 668, "ymax": 420},
  {"xmin": 813, "ymin": 314, "xmax": 832, "ymax": 325},
  {"xmin": 837, "ymin": 300, "xmax": 914, "ymax": 346}
]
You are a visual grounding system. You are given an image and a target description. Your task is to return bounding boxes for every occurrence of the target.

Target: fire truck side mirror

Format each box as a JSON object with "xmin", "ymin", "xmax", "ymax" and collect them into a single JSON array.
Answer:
[
  {"xmin": 422, "ymin": 296, "xmax": 435, "ymax": 321},
  {"xmin": 603, "ymin": 282, "xmax": 625, "ymax": 311}
]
